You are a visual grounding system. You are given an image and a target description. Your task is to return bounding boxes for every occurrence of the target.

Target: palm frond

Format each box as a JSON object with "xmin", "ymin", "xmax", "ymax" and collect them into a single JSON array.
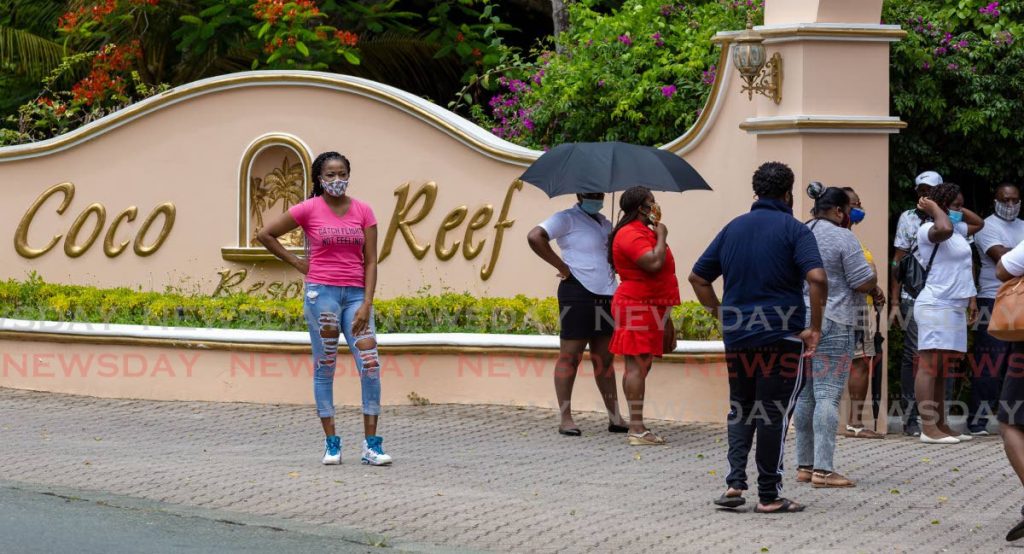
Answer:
[{"xmin": 0, "ymin": 26, "xmax": 65, "ymax": 77}]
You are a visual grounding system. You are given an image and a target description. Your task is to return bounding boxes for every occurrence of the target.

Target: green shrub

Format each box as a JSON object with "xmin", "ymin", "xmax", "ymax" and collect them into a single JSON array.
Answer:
[
  {"xmin": 472, "ymin": 0, "xmax": 759, "ymax": 148},
  {"xmin": 0, "ymin": 275, "xmax": 721, "ymax": 340}
]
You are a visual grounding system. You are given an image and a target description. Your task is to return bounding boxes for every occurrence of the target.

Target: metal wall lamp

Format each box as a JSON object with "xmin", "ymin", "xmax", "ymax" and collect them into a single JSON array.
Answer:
[{"xmin": 732, "ymin": 21, "xmax": 783, "ymax": 105}]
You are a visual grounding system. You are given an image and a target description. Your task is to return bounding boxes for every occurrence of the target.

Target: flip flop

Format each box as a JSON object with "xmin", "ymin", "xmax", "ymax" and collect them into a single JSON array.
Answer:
[
  {"xmin": 845, "ymin": 425, "xmax": 883, "ymax": 439},
  {"xmin": 608, "ymin": 423, "xmax": 629, "ymax": 433},
  {"xmin": 754, "ymin": 498, "xmax": 805, "ymax": 514},
  {"xmin": 1008, "ymin": 519, "xmax": 1024, "ymax": 542},
  {"xmin": 713, "ymin": 493, "xmax": 746, "ymax": 509},
  {"xmin": 627, "ymin": 430, "xmax": 666, "ymax": 445},
  {"xmin": 558, "ymin": 428, "xmax": 582, "ymax": 437}
]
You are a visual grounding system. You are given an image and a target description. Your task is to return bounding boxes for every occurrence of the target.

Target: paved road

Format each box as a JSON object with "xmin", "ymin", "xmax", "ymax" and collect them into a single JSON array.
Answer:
[
  {"xmin": 0, "ymin": 387, "xmax": 1021, "ymax": 552},
  {"xmin": 0, "ymin": 481, "xmax": 393, "ymax": 553}
]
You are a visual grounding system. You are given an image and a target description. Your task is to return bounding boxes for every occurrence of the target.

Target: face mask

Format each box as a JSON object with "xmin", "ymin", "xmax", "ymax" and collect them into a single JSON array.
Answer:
[
  {"xmin": 645, "ymin": 202, "xmax": 662, "ymax": 225},
  {"xmin": 580, "ymin": 199, "xmax": 604, "ymax": 215},
  {"xmin": 322, "ymin": 178, "xmax": 349, "ymax": 197},
  {"xmin": 840, "ymin": 210, "xmax": 851, "ymax": 229},
  {"xmin": 948, "ymin": 210, "xmax": 964, "ymax": 224},
  {"xmin": 849, "ymin": 207, "xmax": 866, "ymax": 224},
  {"xmin": 996, "ymin": 200, "xmax": 1021, "ymax": 221}
]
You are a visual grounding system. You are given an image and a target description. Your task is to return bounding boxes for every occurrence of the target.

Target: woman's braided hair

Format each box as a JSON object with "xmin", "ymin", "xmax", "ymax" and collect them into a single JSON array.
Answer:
[
  {"xmin": 607, "ymin": 186, "xmax": 651, "ymax": 271},
  {"xmin": 309, "ymin": 151, "xmax": 351, "ymax": 198},
  {"xmin": 927, "ymin": 182, "xmax": 960, "ymax": 211}
]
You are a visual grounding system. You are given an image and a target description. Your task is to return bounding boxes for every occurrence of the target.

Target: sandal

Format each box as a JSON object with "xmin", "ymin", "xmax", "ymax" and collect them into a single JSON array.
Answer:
[
  {"xmin": 713, "ymin": 492, "xmax": 746, "ymax": 509},
  {"xmin": 627, "ymin": 430, "xmax": 666, "ymax": 445},
  {"xmin": 845, "ymin": 425, "xmax": 883, "ymax": 439},
  {"xmin": 754, "ymin": 498, "xmax": 805, "ymax": 514},
  {"xmin": 558, "ymin": 428, "xmax": 582, "ymax": 437}
]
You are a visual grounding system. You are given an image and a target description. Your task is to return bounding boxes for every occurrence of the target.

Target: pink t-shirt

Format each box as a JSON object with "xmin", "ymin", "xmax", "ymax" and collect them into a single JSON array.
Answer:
[{"xmin": 289, "ymin": 196, "xmax": 377, "ymax": 287}]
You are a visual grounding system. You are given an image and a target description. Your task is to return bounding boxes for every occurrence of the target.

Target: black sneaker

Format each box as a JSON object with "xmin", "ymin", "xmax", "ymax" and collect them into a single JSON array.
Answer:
[{"xmin": 904, "ymin": 422, "xmax": 921, "ymax": 437}]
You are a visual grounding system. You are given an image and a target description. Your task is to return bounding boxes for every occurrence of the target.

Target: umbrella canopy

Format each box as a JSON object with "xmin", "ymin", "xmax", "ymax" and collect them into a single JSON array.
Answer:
[{"xmin": 519, "ymin": 141, "xmax": 712, "ymax": 197}]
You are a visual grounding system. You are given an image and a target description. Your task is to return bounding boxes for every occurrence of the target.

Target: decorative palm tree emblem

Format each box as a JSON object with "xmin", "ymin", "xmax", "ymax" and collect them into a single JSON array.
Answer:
[{"xmin": 249, "ymin": 155, "xmax": 305, "ymax": 246}]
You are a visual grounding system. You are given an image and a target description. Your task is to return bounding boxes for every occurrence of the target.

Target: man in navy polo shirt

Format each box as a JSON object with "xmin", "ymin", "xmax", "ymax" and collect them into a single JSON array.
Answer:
[{"xmin": 689, "ymin": 161, "xmax": 827, "ymax": 514}]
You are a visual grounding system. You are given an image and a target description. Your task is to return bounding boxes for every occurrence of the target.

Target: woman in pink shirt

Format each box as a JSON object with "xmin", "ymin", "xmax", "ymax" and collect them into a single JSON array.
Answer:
[{"xmin": 258, "ymin": 151, "xmax": 390, "ymax": 466}]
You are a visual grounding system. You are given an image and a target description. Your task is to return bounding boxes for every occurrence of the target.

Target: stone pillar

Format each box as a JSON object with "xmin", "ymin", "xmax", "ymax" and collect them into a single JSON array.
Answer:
[{"xmin": 745, "ymin": 0, "xmax": 906, "ymax": 433}]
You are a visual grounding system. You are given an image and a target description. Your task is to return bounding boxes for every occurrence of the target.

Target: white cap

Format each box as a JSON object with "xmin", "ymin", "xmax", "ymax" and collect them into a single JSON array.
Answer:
[{"xmin": 915, "ymin": 171, "xmax": 943, "ymax": 187}]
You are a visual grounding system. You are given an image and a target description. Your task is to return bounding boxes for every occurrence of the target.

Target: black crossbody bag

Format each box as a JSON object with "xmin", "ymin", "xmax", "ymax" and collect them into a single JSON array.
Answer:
[{"xmin": 897, "ymin": 242, "xmax": 940, "ymax": 299}]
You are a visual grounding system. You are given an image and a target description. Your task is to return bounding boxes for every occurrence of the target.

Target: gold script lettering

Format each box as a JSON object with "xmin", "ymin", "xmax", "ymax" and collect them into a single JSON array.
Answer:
[
  {"xmin": 213, "ymin": 269, "xmax": 248, "ymax": 297},
  {"xmin": 15, "ymin": 182, "xmax": 74, "ymax": 259},
  {"xmin": 435, "ymin": 206, "xmax": 468, "ymax": 261},
  {"xmin": 133, "ymin": 202, "xmax": 176, "ymax": 257},
  {"xmin": 462, "ymin": 205, "xmax": 493, "ymax": 260},
  {"xmin": 481, "ymin": 180, "xmax": 522, "ymax": 280},
  {"xmin": 103, "ymin": 207, "xmax": 138, "ymax": 257},
  {"xmin": 64, "ymin": 203, "xmax": 106, "ymax": 258},
  {"xmin": 380, "ymin": 181, "xmax": 437, "ymax": 262}
]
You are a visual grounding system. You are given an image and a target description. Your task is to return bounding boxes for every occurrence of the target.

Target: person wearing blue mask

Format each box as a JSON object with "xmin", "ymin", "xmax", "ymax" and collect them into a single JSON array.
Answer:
[
  {"xmin": 528, "ymin": 193, "xmax": 627, "ymax": 436},
  {"xmin": 914, "ymin": 183, "xmax": 983, "ymax": 444},
  {"xmin": 840, "ymin": 187, "xmax": 887, "ymax": 439}
]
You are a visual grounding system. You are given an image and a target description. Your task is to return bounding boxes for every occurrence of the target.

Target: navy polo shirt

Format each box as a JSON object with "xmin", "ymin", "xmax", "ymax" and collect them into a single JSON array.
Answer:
[{"xmin": 692, "ymin": 198, "xmax": 823, "ymax": 349}]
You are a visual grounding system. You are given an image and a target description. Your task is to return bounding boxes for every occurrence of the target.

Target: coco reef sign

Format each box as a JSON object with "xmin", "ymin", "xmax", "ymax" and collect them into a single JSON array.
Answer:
[{"xmin": 13, "ymin": 178, "xmax": 523, "ymax": 298}]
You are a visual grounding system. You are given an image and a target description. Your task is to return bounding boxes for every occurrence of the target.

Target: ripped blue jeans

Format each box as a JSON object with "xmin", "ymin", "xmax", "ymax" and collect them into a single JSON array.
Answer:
[{"xmin": 303, "ymin": 283, "xmax": 381, "ymax": 418}]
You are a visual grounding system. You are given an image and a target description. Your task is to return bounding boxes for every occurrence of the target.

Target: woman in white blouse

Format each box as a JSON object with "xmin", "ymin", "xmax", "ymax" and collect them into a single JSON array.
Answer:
[
  {"xmin": 914, "ymin": 183, "xmax": 981, "ymax": 444},
  {"xmin": 528, "ymin": 193, "xmax": 627, "ymax": 436}
]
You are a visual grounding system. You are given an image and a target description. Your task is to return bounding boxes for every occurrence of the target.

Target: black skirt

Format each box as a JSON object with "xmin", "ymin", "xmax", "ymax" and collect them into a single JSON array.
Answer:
[
  {"xmin": 998, "ymin": 341, "xmax": 1024, "ymax": 425},
  {"xmin": 557, "ymin": 274, "xmax": 614, "ymax": 340}
]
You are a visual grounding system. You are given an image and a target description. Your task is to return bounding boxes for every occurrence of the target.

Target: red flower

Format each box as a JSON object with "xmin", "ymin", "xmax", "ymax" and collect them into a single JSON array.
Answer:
[
  {"xmin": 471, "ymin": 48, "xmax": 482, "ymax": 57},
  {"xmin": 91, "ymin": 0, "xmax": 117, "ymax": 22},
  {"xmin": 58, "ymin": 10, "xmax": 82, "ymax": 31},
  {"xmin": 335, "ymin": 30, "xmax": 359, "ymax": 47},
  {"xmin": 456, "ymin": 32, "xmax": 465, "ymax": 42}
]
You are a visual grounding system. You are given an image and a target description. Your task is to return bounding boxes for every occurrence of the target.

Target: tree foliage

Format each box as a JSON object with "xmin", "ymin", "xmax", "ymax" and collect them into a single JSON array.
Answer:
[
  {"xmin": 468, "ymin": 0, "xmax": 760, "ymax": 149},
  {"xmin": 886, "ymin": 0, "xmax": 1024, "ymax": 204}
]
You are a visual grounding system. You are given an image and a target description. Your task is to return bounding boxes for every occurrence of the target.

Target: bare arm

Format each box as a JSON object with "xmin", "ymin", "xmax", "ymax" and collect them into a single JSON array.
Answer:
[
  {"xmin": 352, "ymin": 225, "xmax": 378, "ymax": 336},
  {"xmin": 962, "ymin": 207, "xmax": 984, "ymax": 236},
  {"xmin": 987, "ymin": 245, "xmax": 1013, "ymax": 264},
  {"xmin": 256, "ymin": 212, "xmax": 307, "ymax": 274},
  {"xmin": 920, "ymin": 198, "xmax": 953, "ymax": 243},
  {"xmin": 806, "ymin": 268, "xmax": 827, "ymax": 332},
  {"xmin": 997, "ymin": 259, "xmax": 1017, "ymax": 282},
  {"xmin": 798, "ymin": 268, "xmax": 828, "ymax": 357},
  {"xmin": 688, "ymin": 272, "xmax": 720, "ymax": 317},
  {"xmin": 635, "ymin": 223, "xmax": 668, "ymax": 274},
  {"xmin": 527, "ymin": 226, "xmax": 570, "ymax": 278},
  {"xmin": 890, "ymin": 248, "xmax": 907, "ymax": 314}
]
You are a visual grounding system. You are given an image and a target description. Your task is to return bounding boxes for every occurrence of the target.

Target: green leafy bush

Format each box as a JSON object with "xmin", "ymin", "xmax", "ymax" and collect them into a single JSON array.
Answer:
[
  {"xmin": 886, "ymin": 0, "xmax": 1024, "ymax": 199},
  {"xmin": 0, "ymin": 275, "xmax": 721, "ymax": 340},
  {"xmin": 471, "ymin": 0, "xmax": 760, "ymax": 148}
]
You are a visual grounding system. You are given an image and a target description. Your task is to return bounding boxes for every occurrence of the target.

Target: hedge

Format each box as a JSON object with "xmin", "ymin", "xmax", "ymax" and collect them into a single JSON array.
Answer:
[{"xmin": 0, "ymin": 275, "xmax": 722, "ymax": 340}]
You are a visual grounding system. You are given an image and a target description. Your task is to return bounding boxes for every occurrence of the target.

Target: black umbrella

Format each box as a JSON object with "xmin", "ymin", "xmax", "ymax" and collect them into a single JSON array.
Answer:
[{"xmin": 519, "ymin": 141, "xmax": 712, "ymax": 197}]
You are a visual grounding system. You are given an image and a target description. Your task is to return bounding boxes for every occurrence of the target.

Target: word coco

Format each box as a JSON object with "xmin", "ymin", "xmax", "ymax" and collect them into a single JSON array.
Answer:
[{"xmin": 15, "ymin": 182, "xmax": 176, "ymax": 258}]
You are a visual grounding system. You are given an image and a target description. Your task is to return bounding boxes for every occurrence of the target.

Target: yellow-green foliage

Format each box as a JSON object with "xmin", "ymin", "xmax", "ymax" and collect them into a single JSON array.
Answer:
[{"xmin": 0, "ymin": 274, "xmax": 720, "ymax": 339}]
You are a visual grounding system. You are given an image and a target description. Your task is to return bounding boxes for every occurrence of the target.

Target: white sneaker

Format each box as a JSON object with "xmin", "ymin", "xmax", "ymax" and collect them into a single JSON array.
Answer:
[
  {"xmin": 322, "ymin": 436, "xmax": 341, "ymax": 465},
  {"xmin": 361, "ymin": 436, "xmax": 393, "ymax": 466}
]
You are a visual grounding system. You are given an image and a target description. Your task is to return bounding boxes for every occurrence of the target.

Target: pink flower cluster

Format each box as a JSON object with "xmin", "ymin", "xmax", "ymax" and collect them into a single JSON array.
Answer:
[
  {"xmin": 488, "ymin": 77, "xmax": 536, "ymax": 139},
  {"xmin": 702, "ymin": 64, "xmax": 717, "ymax": 86},
  {"xmin": 979, "ymin": 2, "xmax": 1000, "ymax": 18}
]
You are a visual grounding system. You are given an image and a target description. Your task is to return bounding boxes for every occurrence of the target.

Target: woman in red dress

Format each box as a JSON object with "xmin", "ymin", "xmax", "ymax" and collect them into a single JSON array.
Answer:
[{"xmin": 608, "ymin": 186, "xmax": 681, "ymax": 445}]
